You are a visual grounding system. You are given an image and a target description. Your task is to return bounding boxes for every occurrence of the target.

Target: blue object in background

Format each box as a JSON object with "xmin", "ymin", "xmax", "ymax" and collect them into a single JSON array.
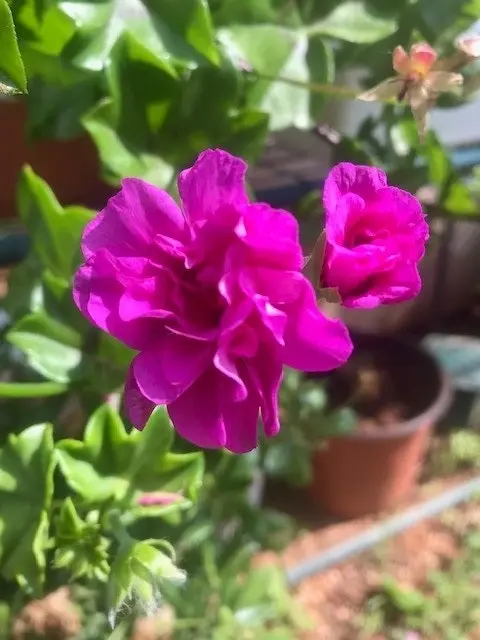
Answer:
[{"xmin": 0, "ymin": 232, "xmax": 30, "ymax": 266}]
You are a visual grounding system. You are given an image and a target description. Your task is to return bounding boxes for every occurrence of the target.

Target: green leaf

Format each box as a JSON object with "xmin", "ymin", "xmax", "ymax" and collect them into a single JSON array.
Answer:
[
  {"xmin": 219, "ymin": 25, "xmax": 310, "ymax": 130},
  {"xmin": 83, "ymin": 99, "xmax": 175, "ymax": 187},
  {"xmin": 0, "ymin": 424, "xmax": 55, "ymax": 593},
  {"xmin": 56, "ymin": 405, "xmax": 204, "ymax": 504},
  {"xmin": 0, "ymin": 0, "xmax": 27, "ymax": 92},
  {"xmin": 25, "ymin": 75, "xmax": 100, "ymax": 139},
  {"xmin": 382, "ymin": 576, "xmax": 427, "ymax": 613},
  {"xmin": 60, "ymin": 0, "xmax": 219, "ymax": 72},
  {"xmin": 307, "ymin": 2, "xmax": 398, "ymax": 43},
  {"xmin": 7, "ymin": 312, "xmax": 94, "ymax": 384},
  {"xmin": 144, "ymin": 0, "xmax": 220, "ymax": 65},
  {"xmin": 17, "ymin": 167, "xmax": 94, "ymax": 279},
  {"xmin": 53, "ymin": 499, "xmax": 110, "ymax": 581},
  {"xmin": 127, "ymin": 407, "xmax": 174, "ymax": 481},
  {"xmin": 107, "ymin": 537, "xmax": 185, "ymax": 626}
]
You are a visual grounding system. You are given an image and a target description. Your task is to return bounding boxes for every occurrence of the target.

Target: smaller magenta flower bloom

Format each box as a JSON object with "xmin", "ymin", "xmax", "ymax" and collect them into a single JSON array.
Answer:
[
  {"xmin": 320, "ymin": 162, "xmax": 429, "ymax": 309},
  {"xmin": 74, "ymin": 149, "xmax": 352, "ymax": 453}
]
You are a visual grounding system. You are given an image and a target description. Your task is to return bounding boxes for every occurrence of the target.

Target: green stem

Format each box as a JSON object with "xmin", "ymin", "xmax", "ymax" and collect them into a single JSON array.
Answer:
[
  {"xmin": 107, "ymin": 509, "xmax": 132, "ymax": 547},
  {"xmin": 254, "ymin": 71, "xmax": 399, "ymax": 104},
  {"xmin": 0, "ymin": 381, "xmax": 68, "ymax": 397},
  {"xmin": 254, "ymin": 72, "xmax": 360, "ymax": 99}
]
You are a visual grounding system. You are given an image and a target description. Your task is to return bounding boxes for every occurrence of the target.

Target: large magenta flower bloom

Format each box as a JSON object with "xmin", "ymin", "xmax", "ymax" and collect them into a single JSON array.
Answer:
[
  {"xmin": 321, "ymin": 163, "xmax": 429, "ymax": 309},
  {"xmin": 74, "ymin": 149, "xmax": 352, "ymax": 453}
]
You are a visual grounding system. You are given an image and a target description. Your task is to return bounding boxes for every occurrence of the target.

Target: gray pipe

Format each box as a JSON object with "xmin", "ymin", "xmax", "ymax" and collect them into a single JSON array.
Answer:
[{"xmin": 286, "ymin": 475, "xmax": 480, "ymax": 586}]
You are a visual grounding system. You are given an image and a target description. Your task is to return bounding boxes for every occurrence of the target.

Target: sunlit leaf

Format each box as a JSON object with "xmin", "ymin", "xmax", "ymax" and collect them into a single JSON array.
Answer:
[{"xmin": 0, "ymin": 424, "xmax": 55, "ymax": 593}]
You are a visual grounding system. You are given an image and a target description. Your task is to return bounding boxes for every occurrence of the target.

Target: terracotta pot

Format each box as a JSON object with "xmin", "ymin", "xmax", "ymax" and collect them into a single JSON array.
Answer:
[
  {"xmin": 0, "ymin": 98, "xmax": 107, "ymax": 218},
  {"xmin": 308, "ymin": 335, "xmax": 451, "ymax": 518}
]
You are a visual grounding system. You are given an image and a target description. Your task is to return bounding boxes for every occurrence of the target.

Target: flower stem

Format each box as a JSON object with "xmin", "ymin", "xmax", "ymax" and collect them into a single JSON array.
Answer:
[
  {"xmin": 254, "ymin": 71, "xmax": 360, "ymax": 99},
  {"xmin": 107, "ymin": 509, "xmax": 132, "ymax": 547}
]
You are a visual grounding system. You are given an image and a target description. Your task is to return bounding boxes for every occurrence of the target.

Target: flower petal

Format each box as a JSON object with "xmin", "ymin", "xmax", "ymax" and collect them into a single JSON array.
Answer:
[
  {"xmin": 409, "ymin": 42, "xmax": 437, "ymax": 76},
  {"xmin": 82, "ymin": 178, "xmax": 186, "ymax": 260},
  {"xmin": 358, "ymin": 78, "xmax": 404, "ymax": 102},
  {"xmin": 283, "ymin": 280, "xmax": 352, "ymax": 372},
  {"xmin": 392, "ymin": 45, "xmax": 410, "ymax": 75},
  {"xmin": 73, "ymin": 257, "xmax": 157, "ymax": 350},
  {"xmin": 425, "ymin": 71, "xmax": 463, "ymax": 93},
  {"xmin": 235, "ymin": 203, "xmax": 303, "ymax": 270},
  {"xmin": 323, "ymin": 163, "xmax": 387, "ymax": 218},
  {"xmin": 456, "ymin": 36, "xmax": 480, "ymax": 58},
  {"xmin": 168, "ymin": 368, "xmax": 226, "ymax": 449},
  {"xmin": 221, "ymin": 387, "xmax": 261, "ymax": 454},
  {"xmin": 124, "ymin": 365, "xmax": 155, "ymax": 430},
  {"xmin": 246, "ymin": 352, "xmax": 282, "ymax": 438},
  {"xmin": 133, "ymin": 332, "xmax": 212, "ymax": 404},
  {"xmin": 178, "ymin": 149, "xmax": 248, "ymax": 223}
]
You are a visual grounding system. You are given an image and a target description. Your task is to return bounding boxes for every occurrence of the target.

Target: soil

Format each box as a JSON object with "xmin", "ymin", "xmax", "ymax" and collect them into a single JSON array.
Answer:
[
  {"xmin": 321, "ymin": 335, "xmax": 443, "ymax": 434},
  {"xmin": 257, "ymin": 471, "xmax": 480, "ymax": 640}
]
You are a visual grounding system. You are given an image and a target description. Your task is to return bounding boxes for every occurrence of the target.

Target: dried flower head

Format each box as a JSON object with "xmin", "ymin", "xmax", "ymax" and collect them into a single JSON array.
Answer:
[
  {"xmin": 359, "ymin": 42, "xmax": 463, "ymax": 141},
  {"xmin": 456, "ymin": 35, "xmax": 480, "ymax": 59}
]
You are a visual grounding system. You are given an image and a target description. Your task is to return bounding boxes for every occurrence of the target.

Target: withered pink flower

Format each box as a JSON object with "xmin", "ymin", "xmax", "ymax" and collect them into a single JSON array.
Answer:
[
  {"xmin": 456, "ymin": 35, "xmax": 480, "ymax": 59},
  {"xmin": 359, "ymin": 42, "xmax": 463, "ymax": 140}
]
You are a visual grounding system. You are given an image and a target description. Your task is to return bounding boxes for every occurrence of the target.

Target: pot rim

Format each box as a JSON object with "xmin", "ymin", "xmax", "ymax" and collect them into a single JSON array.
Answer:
[{"xmin": 329, "ymin": 336, "xmax": 453, "ymax": 442}]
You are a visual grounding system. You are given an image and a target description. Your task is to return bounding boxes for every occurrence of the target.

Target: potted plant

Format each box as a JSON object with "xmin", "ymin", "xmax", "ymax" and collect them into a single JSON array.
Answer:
[
  {"xmin": 308, "ymin": 334, "xmax": 451, "ymax": 518},
  {"xmin": 0, "ymin": 0, "xmax": 112, "ymax": 220}
]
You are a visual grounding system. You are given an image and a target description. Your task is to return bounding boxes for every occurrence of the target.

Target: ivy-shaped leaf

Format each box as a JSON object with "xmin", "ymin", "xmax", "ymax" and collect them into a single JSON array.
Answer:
[
  {"xmin": 60, "ymin": 0, "xmax": 219, "ymax": 72},
  {"xmin": 0, "ymin": 424, "xmax": 55, "ymax": 593},
  {"xmin": 7, "ymin": 311, "xmax": 95, "ymax": 384},
  {"xmin": 56, "ymin": 405, "xmax": 204, "ymax": 506},
  {"xmin": 17, "ymin": 167, "xmax": 94, "ymax": 280}
]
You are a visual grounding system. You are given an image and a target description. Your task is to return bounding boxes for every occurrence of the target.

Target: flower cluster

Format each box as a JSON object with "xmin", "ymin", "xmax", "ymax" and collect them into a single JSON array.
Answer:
[{"xmin": 74, "ymin": 150, "xmax": 427, "ymax": 453}]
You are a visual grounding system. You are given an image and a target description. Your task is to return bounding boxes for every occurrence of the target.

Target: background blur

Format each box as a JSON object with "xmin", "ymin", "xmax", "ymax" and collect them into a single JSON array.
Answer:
[{"xmin": 0, "ymin": 1, "xmax": 480, "ymax": 639}]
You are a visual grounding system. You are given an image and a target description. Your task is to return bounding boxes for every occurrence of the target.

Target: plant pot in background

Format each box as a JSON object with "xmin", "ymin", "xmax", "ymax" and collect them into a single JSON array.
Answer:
[
  {"xmin": 308, "ymin": 335, "xmax": 451, "ymax": 518},
  {"xmin": 0, "ymin": 98, "xmax": 107, "ymax": 219}
]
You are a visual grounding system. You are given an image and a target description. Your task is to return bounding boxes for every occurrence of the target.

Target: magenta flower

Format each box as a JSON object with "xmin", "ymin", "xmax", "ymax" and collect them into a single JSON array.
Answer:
[
  {"xmin": 74, "ymin": 149, "xmax": 352, "ymax": 453},
  {"xmin": 320, "ymin": 163, "xmax": 429, "ymax": 309}
]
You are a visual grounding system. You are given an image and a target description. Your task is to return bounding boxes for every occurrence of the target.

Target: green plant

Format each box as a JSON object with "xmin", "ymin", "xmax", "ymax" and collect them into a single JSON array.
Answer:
[
  {"xmin": 426, "ymin": 429, "xmax": 480, "ymax": 479},
  {"xmin": 0, "ymin": 404, "xmax": 203, "ymax": 635},
  {"xmin": 162, "ymin": 543, "xmax": 309, "ymax": 639},
  {"xmin": 362, "ymin": 531, "xmax": 480, "ymax": 640},
  {"xmin": 262, "ymin": 368, "xmax": 356, "ymax": 485}
]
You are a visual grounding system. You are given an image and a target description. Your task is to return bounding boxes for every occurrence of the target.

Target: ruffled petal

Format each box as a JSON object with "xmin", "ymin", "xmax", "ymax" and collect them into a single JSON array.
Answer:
[
  {"xmin": 73, "ymin": 258, "xmax": 157, "ymax": 350},
  {"xmin": 133, "ymin": 332, "xmax": 213, "ymax": 405},
  {"xmin": 82, "ymin": 178, "xmax": 186, "ymax": 260},
  {"xmin": 236, "ymin": 203, "xmax": 303, "ymax": 270},
  {"xmin": 283, "ymin": 280, "xmax": 352, "ymax": 372},
  {"xmin": 323, "ymin": 163, "xmax": 387, "ymax": 217},
  {"xmin": 124, "ymin": 365, "xmax": 155, "ymax": 430},
  {"xmin": 168, "ymin": 368, "xmax": 226, "ymax": 449},
  {"xmin": 350, "ymin": 261, "xmax": 422, "ymax": 307},
  {"xmin": 246, "ymin": 351, "xmax": 282, "ymax": 438},
  {"xmin": 178, "ymin": 149, "xmax": 248, "ymax": 223},
  {"xmin": 221, "ymin": 382, "xmax": 261, "ymax": 454}
]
